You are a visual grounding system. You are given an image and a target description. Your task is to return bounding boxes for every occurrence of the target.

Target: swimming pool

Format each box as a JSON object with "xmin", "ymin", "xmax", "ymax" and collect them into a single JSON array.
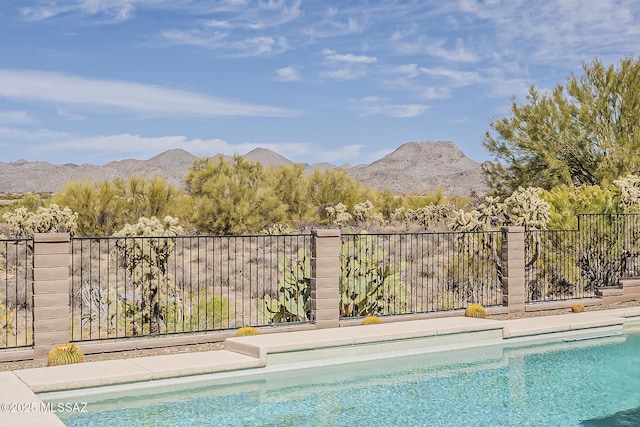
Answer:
[{"xmin": 50, "ymin": 332, "xmax": 640, "ymax": 426}]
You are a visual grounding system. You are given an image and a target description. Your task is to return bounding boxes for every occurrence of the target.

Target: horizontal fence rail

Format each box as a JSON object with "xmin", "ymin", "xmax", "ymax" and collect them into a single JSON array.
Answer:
[
  {"xmin": 340, "ymin": 231, "xmax": 503, "ymax": 318},
  {"xmin": 525, "ymin": 214, "xmax": 640, "ymax": 303},
  {"xmin": 70, "ymin": 234, "xmax": 312, "ymax": 342},
  {"xmin": 0, "ymin": 238, "xmax": 32, "ymax": 349}
]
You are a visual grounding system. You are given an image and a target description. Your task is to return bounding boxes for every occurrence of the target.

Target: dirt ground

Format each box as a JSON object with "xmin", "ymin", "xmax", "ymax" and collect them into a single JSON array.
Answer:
[{"xmin": 2, "ymin": 299, "xmax": 639, "ymax": 372}]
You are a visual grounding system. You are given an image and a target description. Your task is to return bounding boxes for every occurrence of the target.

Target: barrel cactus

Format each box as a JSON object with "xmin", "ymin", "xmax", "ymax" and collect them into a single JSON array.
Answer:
[
  {"xmin": 47, "ymin": 344, "xmax": 84, "ymax": 366},
  {"xmin": 571, "ymin": 303, "xmax": 585, "ymax": 313},
  {"xmin": 361, "ymin": 316, "xmax": 382, "ymax": 325},
  {"xmin": 235, "ymin": 326, "xmax": 259, "ymax": 336},
  {"xmin": 464, "ymin": 304, "xmax": 486, "ymax": 319}
]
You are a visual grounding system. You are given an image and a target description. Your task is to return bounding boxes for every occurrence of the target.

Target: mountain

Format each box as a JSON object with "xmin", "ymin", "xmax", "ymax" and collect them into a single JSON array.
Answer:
[
  {"xmin": 0, "ymin": 141, "xmax": 488, "ymax": 196},
  {"xmin": 346, "ymin": 141, "xmax": 488, "ymax": 196}
]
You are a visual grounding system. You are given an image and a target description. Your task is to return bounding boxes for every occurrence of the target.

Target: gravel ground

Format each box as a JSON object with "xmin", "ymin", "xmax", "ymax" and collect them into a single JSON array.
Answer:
[{"xmin": 2, "ymin": 299, "xmax": 639, "ymax": 372}]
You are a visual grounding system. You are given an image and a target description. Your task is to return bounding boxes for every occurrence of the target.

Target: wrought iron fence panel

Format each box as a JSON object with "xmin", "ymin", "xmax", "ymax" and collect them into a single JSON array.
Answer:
[
  {"xmin": 70, "ymin": 234, "xmax": 311, "ymax": 341},
  {"xmin": 340, "ymin": 231, "xmax": 503, "ymax": 318},
  {"xmin": 0, "ymin": 238, "xmax": 32, "ymax": 349},
  {"xmin": 525, "ymin": 214, "xmax": 640, "ymax": 303}
]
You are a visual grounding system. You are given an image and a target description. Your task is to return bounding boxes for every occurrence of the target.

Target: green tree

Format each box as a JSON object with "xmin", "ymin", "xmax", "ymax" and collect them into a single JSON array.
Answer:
[
  {"xmin": 185, "ymin": 155, "xmax": 286, "ymax": 234},
  {"xmin": 484, "ymin": 57, "xmax": 640, "ymax": 195},
  {"xmin": 52, "ymin": 177, "xmax": 184, "ymax": 236},
  {"xmin": 268, "ymin": 164, "xmax": 312, "ymax": 224},
  {"xmin": 306, "ymin": 169, "xmax": 368, "ymax": 223}
]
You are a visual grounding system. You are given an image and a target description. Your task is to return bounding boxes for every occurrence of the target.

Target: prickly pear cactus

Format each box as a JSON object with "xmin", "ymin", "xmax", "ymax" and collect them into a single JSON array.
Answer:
[
  {"xmin": 340, "ymin": 232, "xmax": 408, "ymax": 317},
  {"xmin": 47, "ymin": 344, "xmax": 84, "ymax": 366},
  {"xmin": 262, "ymin": 246, "xmax": 311, "ymax": 323}
]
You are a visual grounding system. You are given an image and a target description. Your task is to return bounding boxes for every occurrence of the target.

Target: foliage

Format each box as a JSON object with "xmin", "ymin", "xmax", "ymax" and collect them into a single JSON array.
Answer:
[
  {"xmin": 185, "ymin": 155, "xmax": 287, "ymax": 234},
  {"xmin": 262, "ymin": 246, "xmax": 311, "ymax": 323},
  {"xmin": 260, "ymin": 223, "xmax": 294, "ymax": 235},
  {"xmin": 464, "ymin": 304, "xmax": 486, "ymax": 319},
  {"xmin": 307, "ymin": 169, "xmax": 370, "ymax": 223},
  {"xmin": 235, "ymin": 326, "xmax": 259, "ymax": 336},
  {"xmin": 2, "ymin": 204, "xmax": 78, "ymax": 237},
  {"xmin": 47, "ymin": 344, "xmax": 84, "ymax": 366},
  {"xmin": 52, "ymin": 176, "xmax": 183, "ymax": 236},
  {"xmin": 484, "ymin": 57, "xmax": 640, "ymax": 195},
  {"xmin": 340, "ymin": 232, "xmax": 408, "ymax": 317},
  {"xmin": 361, "ymin": 316, "xmax": 382, "ymax": 325},
  {"xmin": 0, "ymin": 298, "xmax": 15, "ymax": 343},
  {"xmin": 542, "ymin": 184, "xmax": 618, "ymax": 229},
  {"xmin": 110, "ymin": 216, "xmax": 183, "ymax": 334},
  {"xmin": 183, "ymin": 294, "xmax": 229, "ymax": 332}
]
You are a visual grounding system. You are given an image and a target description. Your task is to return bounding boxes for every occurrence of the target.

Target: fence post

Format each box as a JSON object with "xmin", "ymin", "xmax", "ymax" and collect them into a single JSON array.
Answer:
[
  {"xmin": 501, "ymin": 226, "xmax": 525, "ymax": 313},
  {"xmin": 311, "ymin": 229, "xmax": 341, "ymax": 329},
  {"xmin": 32, "ymin": 233, "xmax": 71, "ymax": 363}
]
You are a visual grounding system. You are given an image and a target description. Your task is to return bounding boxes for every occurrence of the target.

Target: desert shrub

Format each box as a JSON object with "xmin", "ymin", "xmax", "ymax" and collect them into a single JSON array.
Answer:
[
  {"xmin": 0, "ymin": 298, "xmax": 15, "ymax": 346},
  {"xmin": 184, "ymin": 294, "xmax": 230, "ymax": 331}
]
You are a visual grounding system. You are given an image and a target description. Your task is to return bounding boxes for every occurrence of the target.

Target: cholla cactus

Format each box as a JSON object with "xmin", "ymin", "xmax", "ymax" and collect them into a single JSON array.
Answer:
[
  {"xmin": 503, "ymin": 187, "xmax": 550, "ymax": 229},
  {"xmin": 614, "ymin": 175, "xmax": 640, "ymax": 212},
  {"xmin": 352, "ymin": 200, "xmax": 384, "ymax": 224},
  {"xmin": 260, "ymin": 223, "xmax": 293, "ymax": 235},
  {"xmin": 448, "ymin": 209, "xmax": 483, "ymax": 232},
  {"xmin": 2, "ymin": 204, "xmax": 78, "ymax": 237},
  {"xmin": 111, "ymin": 216, "xmax": 183, "ymax": 334},
  {"xmin": 325, "ymin": 203, "xmax": 353, "ymax": 226}
]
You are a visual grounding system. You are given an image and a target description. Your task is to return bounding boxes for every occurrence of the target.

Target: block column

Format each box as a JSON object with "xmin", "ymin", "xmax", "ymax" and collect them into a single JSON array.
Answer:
[
  {"xmin": 311, "ymin": 229, "xmax": 341, "ymax": 329},
  {"xmin": 501, "ymin": 226, "xmax": 526, "ymax": 313},
  {"xmin": 32, "ymin": 233, "xmax": 71, "ymax": 363}
]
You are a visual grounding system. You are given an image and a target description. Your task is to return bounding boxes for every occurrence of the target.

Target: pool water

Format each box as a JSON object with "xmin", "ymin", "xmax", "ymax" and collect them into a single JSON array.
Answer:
[{"xmin": 53, "ymin": 333, "xmax": 640, "ymax": 427}]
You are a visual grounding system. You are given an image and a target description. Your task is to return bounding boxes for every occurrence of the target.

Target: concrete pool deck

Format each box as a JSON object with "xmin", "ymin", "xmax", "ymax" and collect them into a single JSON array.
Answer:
[{"xmin": 3, "ymin": 307, "xmax": 640, "ymax": 426}]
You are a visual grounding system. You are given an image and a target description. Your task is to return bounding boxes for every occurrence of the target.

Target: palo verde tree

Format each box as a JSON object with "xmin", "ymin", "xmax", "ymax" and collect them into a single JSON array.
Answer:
[
  {"xmin": 484, "ymin": 56, "xmax": 640, "ymax": 196},
  {"xmin": 51, "ymin": 176, "xmax": 184, "ymax": 236},
  {"xmin": 185, "ymin": 155, "xmax": 286, "ymax": 234}
]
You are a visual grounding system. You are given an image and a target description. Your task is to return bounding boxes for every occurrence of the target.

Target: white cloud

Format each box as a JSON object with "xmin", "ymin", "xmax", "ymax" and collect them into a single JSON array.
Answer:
[
  {"xmin": 0, "ymin": 69, "xmax": 300, "ymax": 118},
  {"xmin": 322, "ymin": 68, "xmax": 366, "ymax": 81},
  {"xmin": 322, "ymin": 49, "xmax": 376, "ymax": 64},
  {"xmin": 275, "ymin": 66, "xmax": 300, "ymax": 81},
  {"xmin": 350, "ymin": 97, "xmax": 429, "ymax": 118},
  {"xmin": 0, "ymin": 111, "xmax": 35, "ymax": 125}
]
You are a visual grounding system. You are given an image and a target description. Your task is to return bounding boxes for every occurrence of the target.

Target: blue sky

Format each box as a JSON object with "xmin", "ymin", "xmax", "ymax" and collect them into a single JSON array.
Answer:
[{"xmin": 0, "ymin": 1, "xmax": 638, "ymax": 166}]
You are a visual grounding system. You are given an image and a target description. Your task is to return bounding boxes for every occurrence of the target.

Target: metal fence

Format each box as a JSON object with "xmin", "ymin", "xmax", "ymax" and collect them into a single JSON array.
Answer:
[
  {"xmin": 340, "ymin": 231, "xmax": 503, "ymax": 318},
  {"xmin": 0, "ymin": 238, "xmax": 32, "ymax": 349},
  {"xmin": 525, "ymin": 214, "xmax": 640, "ymax": 303},
  {"xmin": 70, "ymin": 234, "xmax": 312, "ymax": 341}
]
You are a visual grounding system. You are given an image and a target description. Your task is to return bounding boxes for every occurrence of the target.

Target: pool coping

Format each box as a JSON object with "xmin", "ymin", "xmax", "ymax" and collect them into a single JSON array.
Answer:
[{"xmin": 4, "ymin": 307, "xmax": 640, "ymax": 426}]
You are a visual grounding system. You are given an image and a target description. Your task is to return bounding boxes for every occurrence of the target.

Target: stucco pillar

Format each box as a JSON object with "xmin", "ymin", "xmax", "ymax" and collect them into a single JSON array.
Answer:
[{"xmin": 311, "ymin": 229, "xmax": 341, "ymax": 329}]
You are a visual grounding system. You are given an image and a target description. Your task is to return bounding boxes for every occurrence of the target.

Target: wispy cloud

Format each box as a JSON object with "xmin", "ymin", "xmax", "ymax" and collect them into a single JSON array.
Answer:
[
  {"xmin": 19, "ymin": 0, "xmax": 145, "ymax": 23},
  {"xmin": 0, "ymin": 69, "xmax": 300, "ymax": 118},
  {"xmin": 350, "ymin": 96, "xmax": 429, "ymax": 118},
  {"xmin": 274, "ymin": 66, "xmax": 301, "ymax": 82},
  {"xmin": 0, "ymin": 110, "xmax": 35, "ymax": 125},
  {"xmin": 322, "ymin": 49, "xmax": 377, "ymax": 64}
]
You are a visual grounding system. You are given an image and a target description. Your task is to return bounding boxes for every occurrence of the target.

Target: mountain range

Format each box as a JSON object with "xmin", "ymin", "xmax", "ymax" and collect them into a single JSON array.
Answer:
[{"xmin": 0, "ymin": 141, "xmax": 488, "ymax": 196}]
